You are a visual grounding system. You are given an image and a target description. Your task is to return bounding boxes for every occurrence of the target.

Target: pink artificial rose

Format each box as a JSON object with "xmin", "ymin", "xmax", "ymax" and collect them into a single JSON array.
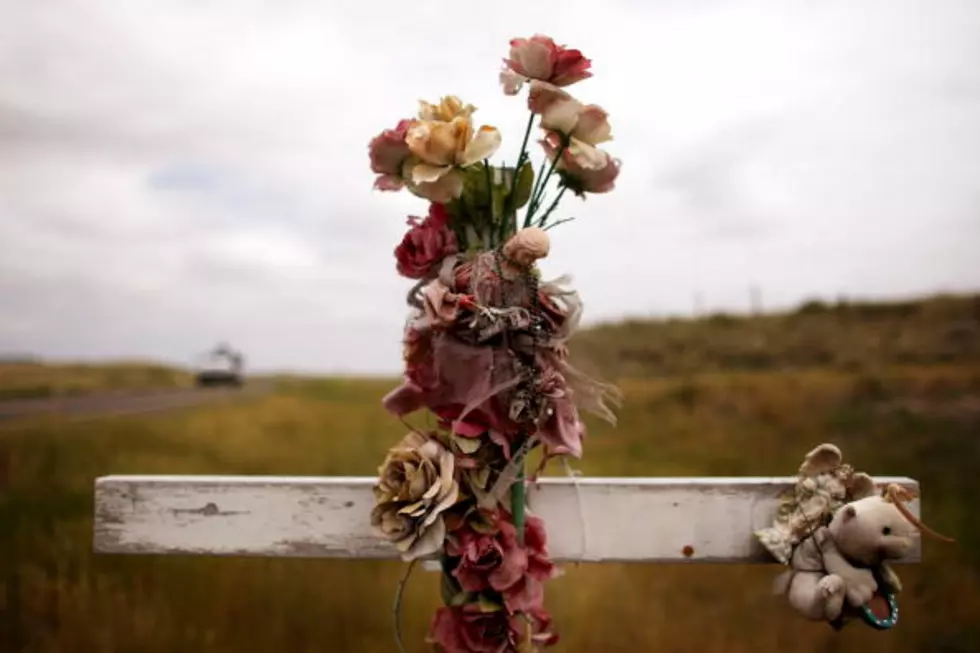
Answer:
[
  {"xmin": 428, "ymin": 604, "xmax": 521, "ymax": 653},
  {"xmin": 394, "ymin": 203, "xmax": 459, "ymax": 279},
  {"xmin": 540, "ymin": 131, "xmax": 620, "ymax": 196},
  {"xmin": 447, "ymin": 513, "xmax": 527, "ymax": 593},
  {"xmin": 428, "ymin": 604, "xmax": 558, "ymax": 652},
  {"xmin": 368, "ymin": 119, "xmax": 412, "ymax": 191},
  {"xmin": 500, "ymin": 35, "xmax": 592, "ymax": 95},
  {"xmin": 502, "ymin": 517, "xmax": 557, "ymax": 614},
  {"xmin": 447, "ymin": 513, "xmax": 556, "ymax": 601},
  {"xmin": 436, "ymin": 404, "xmax": 519, "ymax": 460}
]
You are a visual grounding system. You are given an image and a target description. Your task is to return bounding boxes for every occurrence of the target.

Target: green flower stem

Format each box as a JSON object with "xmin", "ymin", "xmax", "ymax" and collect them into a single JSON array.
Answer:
[
  {"xmin": 536, "ymin": 185, "xmax": 567, "ymax": 229},
  {"xmin": 510, "ymin": 451, "xmax": 527, "ymax": 546},
  {"xmin": 508, "ymin": 114, "xmax": 535, "ymax": 202},
  {"xmin": 527, "ymin": 139, "xmax": 568, "ymax": 225},
  {"xmin": 483, "ymin": 159, "xmax": 493, "ymax": 215},
  {"xmin": 543, "ymin": 216, "xmax": 575, "ymax": 231},
  {"xmin": 524, "ymin": 159, "xmax": 549, "ymax": 228}
]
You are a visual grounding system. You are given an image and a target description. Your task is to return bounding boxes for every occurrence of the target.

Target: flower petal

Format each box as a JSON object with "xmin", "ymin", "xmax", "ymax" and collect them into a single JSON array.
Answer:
[
  {"xmin": 499, "ymin": 68, "xmax": 525, "ymax": 96},
  {"xmin": 459, "ymin": 126, "xmax": 502, "ymax": 167},
  {"xmin": 540, "ymin": 99, "xmax": 582, "ymax": 135},
  {"xmin": 527, "ymin": 80, "xmax": 572, "ymax": 115},
  {"xmin": 411, "ymin": 171, "xmax": 464, "ymax": 203},
  {"xmin": 373, "ymin": 174, "xmax": 404, "ymax": 191},
  {"xmin": 511, "ymin": 37, "xmax": 554, "ymax": 79},
  {"xmin": 411, "ymin": 163, "xmax": 453, "ymax": 184},
  {"xmin": 406, "ymin": 121, "xmax": 458, "ymax": 166},
  {"xmin": 403, "ymin": 514, "xmax": 446, "ymax": 561},
  {"xmin": 566, "ymin": 138, "xmax": 608, "ymax": 170},
  {"xmin": 573, "ymin": 104, "xmax": 612, "ymax": 145}
]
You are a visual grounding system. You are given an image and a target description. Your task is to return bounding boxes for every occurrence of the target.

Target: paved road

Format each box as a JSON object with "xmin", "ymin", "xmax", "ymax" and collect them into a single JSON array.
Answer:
[{"xmin": 0, "ymin": 383, "xmax": 272, "ymax": 425}]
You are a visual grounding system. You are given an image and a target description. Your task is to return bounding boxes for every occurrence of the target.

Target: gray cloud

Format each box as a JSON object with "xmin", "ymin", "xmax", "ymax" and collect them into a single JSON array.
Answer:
[{"xmin": 1, "ymin": 0, "xmax": 979, "ymax": 373}]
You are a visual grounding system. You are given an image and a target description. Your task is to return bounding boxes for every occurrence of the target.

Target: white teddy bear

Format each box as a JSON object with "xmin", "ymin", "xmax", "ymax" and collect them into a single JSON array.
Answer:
[
  {"xmin": 758, "ymin": 443, "xmax": 953, "ymax": 629},
  {"xmin": 774, "ymin": 492, "xmax": 914, "ymax": 624}
]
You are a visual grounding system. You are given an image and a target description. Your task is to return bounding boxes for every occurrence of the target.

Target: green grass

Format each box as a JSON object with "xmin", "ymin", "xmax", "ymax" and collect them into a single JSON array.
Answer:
[{"xmin": 2, "ymin": 364, "xmax": 979, "ymax": 652}]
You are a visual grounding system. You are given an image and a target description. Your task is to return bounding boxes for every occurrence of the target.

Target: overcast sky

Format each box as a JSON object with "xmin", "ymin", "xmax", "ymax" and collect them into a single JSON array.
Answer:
[{"xmin": 1, "ymin": 0, "xmax": 979, "ymax": 374}]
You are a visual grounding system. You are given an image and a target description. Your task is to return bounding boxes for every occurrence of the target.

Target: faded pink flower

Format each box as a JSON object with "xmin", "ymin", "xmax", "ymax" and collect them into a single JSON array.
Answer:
[
  {"xmin": 500, "ymin": 35, "xmax": 592, "ymax": 95},
  {"xmin": 436, "ymin": 404, "xmax": 519, "ymax": 461},
  {"xmin": 502, "ymin": 517, "xmax": 557, "ymax": 613},
  {"xmin": 447, "ymin": 512, "xmax": 557, "ymax": 602},
  {"xmin": 529, "ymin": 82, "xmax": 612, "ymax": 171},
  {"xmin": 368, "ymin": 119, "xmax": 412, "ymax": 190},
  {"xmin": 428, "ymin": 603, "xmax": 558, "ymax": 653},
  {"xmin": 540, "ymin": 130, "xmax": 620, "ymax": 196},
  {"xmin": 394, "ymin": 203, "xmax": 459, "ymax": 279},
  {"xmin": 447, "ymin": 514, "xmax": 527, "ymax": 593}
]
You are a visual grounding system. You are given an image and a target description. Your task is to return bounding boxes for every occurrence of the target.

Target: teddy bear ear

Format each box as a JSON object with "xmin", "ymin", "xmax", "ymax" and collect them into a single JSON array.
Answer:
[
  {"xmin": 799, "ymin": 443, "xmax": 842, "ymax": 476},
  {"xmin": 848, "ymin": 472, "xmax": 877, "ymax": 500},
  {"xmin": 841, "ymin": 504, "xmax": 858, "ymax": 521}
]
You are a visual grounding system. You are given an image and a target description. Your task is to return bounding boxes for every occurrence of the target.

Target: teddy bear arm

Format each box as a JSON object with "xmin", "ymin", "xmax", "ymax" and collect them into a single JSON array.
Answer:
[
  {"xmin": 817, "ymin": 536, "xmax": 878, "ymax": 606},
  {"xmin": 879, "ymin": 561, "xmax": 903, "ymax": 594}
]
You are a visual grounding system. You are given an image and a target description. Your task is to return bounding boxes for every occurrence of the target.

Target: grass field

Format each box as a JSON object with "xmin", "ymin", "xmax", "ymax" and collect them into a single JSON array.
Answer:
[
  {"xmin": 0, "ymin": 362, "xmax": 193, "ymax": 400},
  {"xmin": 2, "ymin": 359, "xmax": 979, "ymax": 651}
]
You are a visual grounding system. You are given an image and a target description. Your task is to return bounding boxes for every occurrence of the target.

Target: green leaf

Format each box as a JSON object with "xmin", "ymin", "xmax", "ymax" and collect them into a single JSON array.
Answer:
[
  {"xmin": 453, "ymin": 435, "xmax": 482, "ymax": 454},
  {"xmin": 470, "ymin": 467, "xmax": 491, "ymax": 490},
  {"xmin": 450, "ymin": 591, "xmax": 476, "ymax": 607},
  {"xmin": 440, "ymin": 560, "xmax": 463, "ymax": 605},
  {"xmin": 459, "ymin": 163, "xmax": 492, "ymax": 213},
  {"xmin": 511, "ymin": 161, "xmax": 535, "ymax": 210},
  {"xmin": 476, "ymin": 594, "xmax": 504, "ymax": 613}
]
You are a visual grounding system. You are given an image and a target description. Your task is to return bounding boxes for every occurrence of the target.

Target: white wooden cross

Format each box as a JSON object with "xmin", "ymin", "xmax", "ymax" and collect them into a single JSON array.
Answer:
[{"xmin": 93, "ymin": 475, "xmax": 922, "ymax": 564}]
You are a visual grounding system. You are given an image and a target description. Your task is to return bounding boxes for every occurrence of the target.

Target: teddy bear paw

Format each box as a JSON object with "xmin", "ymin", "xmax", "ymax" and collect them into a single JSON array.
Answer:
[{"xmin": 818, "ymin": 574, "xmax": 845, "ymax": 598}]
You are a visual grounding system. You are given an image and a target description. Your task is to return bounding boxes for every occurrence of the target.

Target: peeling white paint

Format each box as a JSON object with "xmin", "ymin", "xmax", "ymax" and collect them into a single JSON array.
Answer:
[{"xmin": 93, "ymin": 475, "xmax": 921, "ymax": 563}]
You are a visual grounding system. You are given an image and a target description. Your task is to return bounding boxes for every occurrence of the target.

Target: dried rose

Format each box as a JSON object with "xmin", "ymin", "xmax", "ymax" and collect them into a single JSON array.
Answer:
[
  {"xmin": 500, "ymin": 35, "xmax": 592, "ymax": 96},
  {"xmin": 394, "ymin": 202, "xmax": 459, "ymax": 280},
  {"xmin": 529, "ymin": 81, "xmax": 612, "ymax": 171},
  {"xmin": 418, "ymin": 95, "xmax": 477, "ymax": 122},
  {"xmin": 368, "ymin": 119, "xmax": 412, "ymax": 191},
  {"xmin": 428, "ymin": 602, "xmax": 558, "ymax": 653},
  {"xmin": 540, "ymin": 131, "xmax": 620, "ymax": 196},
  {"xmin": 502, "ymin": 516, "xmax": 557, "ymax": 614},
  {"xmin": 447, "ymin": 513, "xmax": 526, "ymax": 593},
  {"xmin": 403, "ymin": 100, "xmax": 502, "ymax": 203},
  {"xmin": 447, "ymin": 512, "xmax": 557, "ymax": 603},
  {"xmin": 370, "ymin": 431, "xmax": 460, "ymax": 561},
  {"xmin": 539, "ymin": 132, "xmax": 620, "ymax": 197}
]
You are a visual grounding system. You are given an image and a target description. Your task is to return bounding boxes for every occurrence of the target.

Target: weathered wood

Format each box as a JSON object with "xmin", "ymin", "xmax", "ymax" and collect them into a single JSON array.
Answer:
[{"xmin": 93, "ymin": 475, "xmax": 921, "ymax": 563}]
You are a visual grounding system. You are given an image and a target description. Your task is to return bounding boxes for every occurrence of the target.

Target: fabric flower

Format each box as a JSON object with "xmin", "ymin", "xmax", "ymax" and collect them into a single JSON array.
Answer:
[
  {"xmin": 500, "ymin": 35, "xmax": 592, "ymax": 96},
  {"xmin": 370, "ymin": 431, "xmax": 460, "ymax": 561},
  {"xmin": 447, "ymin": 513, "xmax": 527, "ymax": 593},
  {"xmin": 540, "ymin": 131, "xmax": 620, "ymax": 196},
  {"xmin": 528, "ymin": 81, "xmax": 611, "ymax": 171},
  {"xmin": 368, "ymin": 119, "xmax": 412, "ymax": 191},
  {"xmin": 428, "ymin": 603, "xmax": 558, "ymax": 653},
  {"xmin": 394, "ymin": 202, "xmax": 459, "ymax": 279},
  {"xmin": 501, "ymin": 516, "xmax": 557, "ymax": 614},
  {"xmin": 419, "ymin": 95, "xmax": 477, "ymax": 122},
  {"xmin": 447, "ymin": 512, "xmax": 557, "ymax": 604},
  {"xmin": 404, "ymin": 113, "xmax": 502, "ymax": 203}
]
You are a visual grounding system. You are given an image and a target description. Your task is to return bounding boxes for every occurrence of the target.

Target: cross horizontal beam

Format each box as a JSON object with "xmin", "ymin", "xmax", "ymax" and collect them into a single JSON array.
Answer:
[{"xmin": 93, "ymin": 475, "xmax": 921, "ymax": 563}]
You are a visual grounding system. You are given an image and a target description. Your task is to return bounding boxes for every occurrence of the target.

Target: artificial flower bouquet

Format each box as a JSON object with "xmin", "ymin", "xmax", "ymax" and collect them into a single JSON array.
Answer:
[{"xmin": 367, "ymin": 35, "xmax": 622, "ymax": 652}]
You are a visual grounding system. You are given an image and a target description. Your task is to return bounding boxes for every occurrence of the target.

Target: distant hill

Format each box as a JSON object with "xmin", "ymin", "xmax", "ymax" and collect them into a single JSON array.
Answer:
[
  {"xmin": 0, "ymin": 361, "xmax": 193, "ymax": 400},
  {"xmin": 570, "ymin": 293, "xmax": 980, "ymax": 379}
]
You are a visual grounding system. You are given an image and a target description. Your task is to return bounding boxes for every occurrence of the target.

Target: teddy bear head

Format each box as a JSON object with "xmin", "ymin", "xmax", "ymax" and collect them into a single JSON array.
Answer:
[{"xmin": 828, "ymin": 495, "xmax": 918, "ymax": 566}]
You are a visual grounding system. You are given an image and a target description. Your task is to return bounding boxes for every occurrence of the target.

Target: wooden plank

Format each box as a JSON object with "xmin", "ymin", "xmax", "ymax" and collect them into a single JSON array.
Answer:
[{"xmin": 93, "ymin": 475, "xmax": 922, "ymax": 563}]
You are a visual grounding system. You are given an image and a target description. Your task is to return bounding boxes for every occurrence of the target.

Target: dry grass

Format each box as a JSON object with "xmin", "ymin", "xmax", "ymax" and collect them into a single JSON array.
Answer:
[
  {"xmin": 0, "ymin": 362, "xmax": 192, "ymax": 400},
  {"xmin": 2, "ymin": 364, "xmax": 979, "ymax": 652},
  {"xmin": 571, "ymin": 293, "xmax": 980, "ymax": 378}
]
